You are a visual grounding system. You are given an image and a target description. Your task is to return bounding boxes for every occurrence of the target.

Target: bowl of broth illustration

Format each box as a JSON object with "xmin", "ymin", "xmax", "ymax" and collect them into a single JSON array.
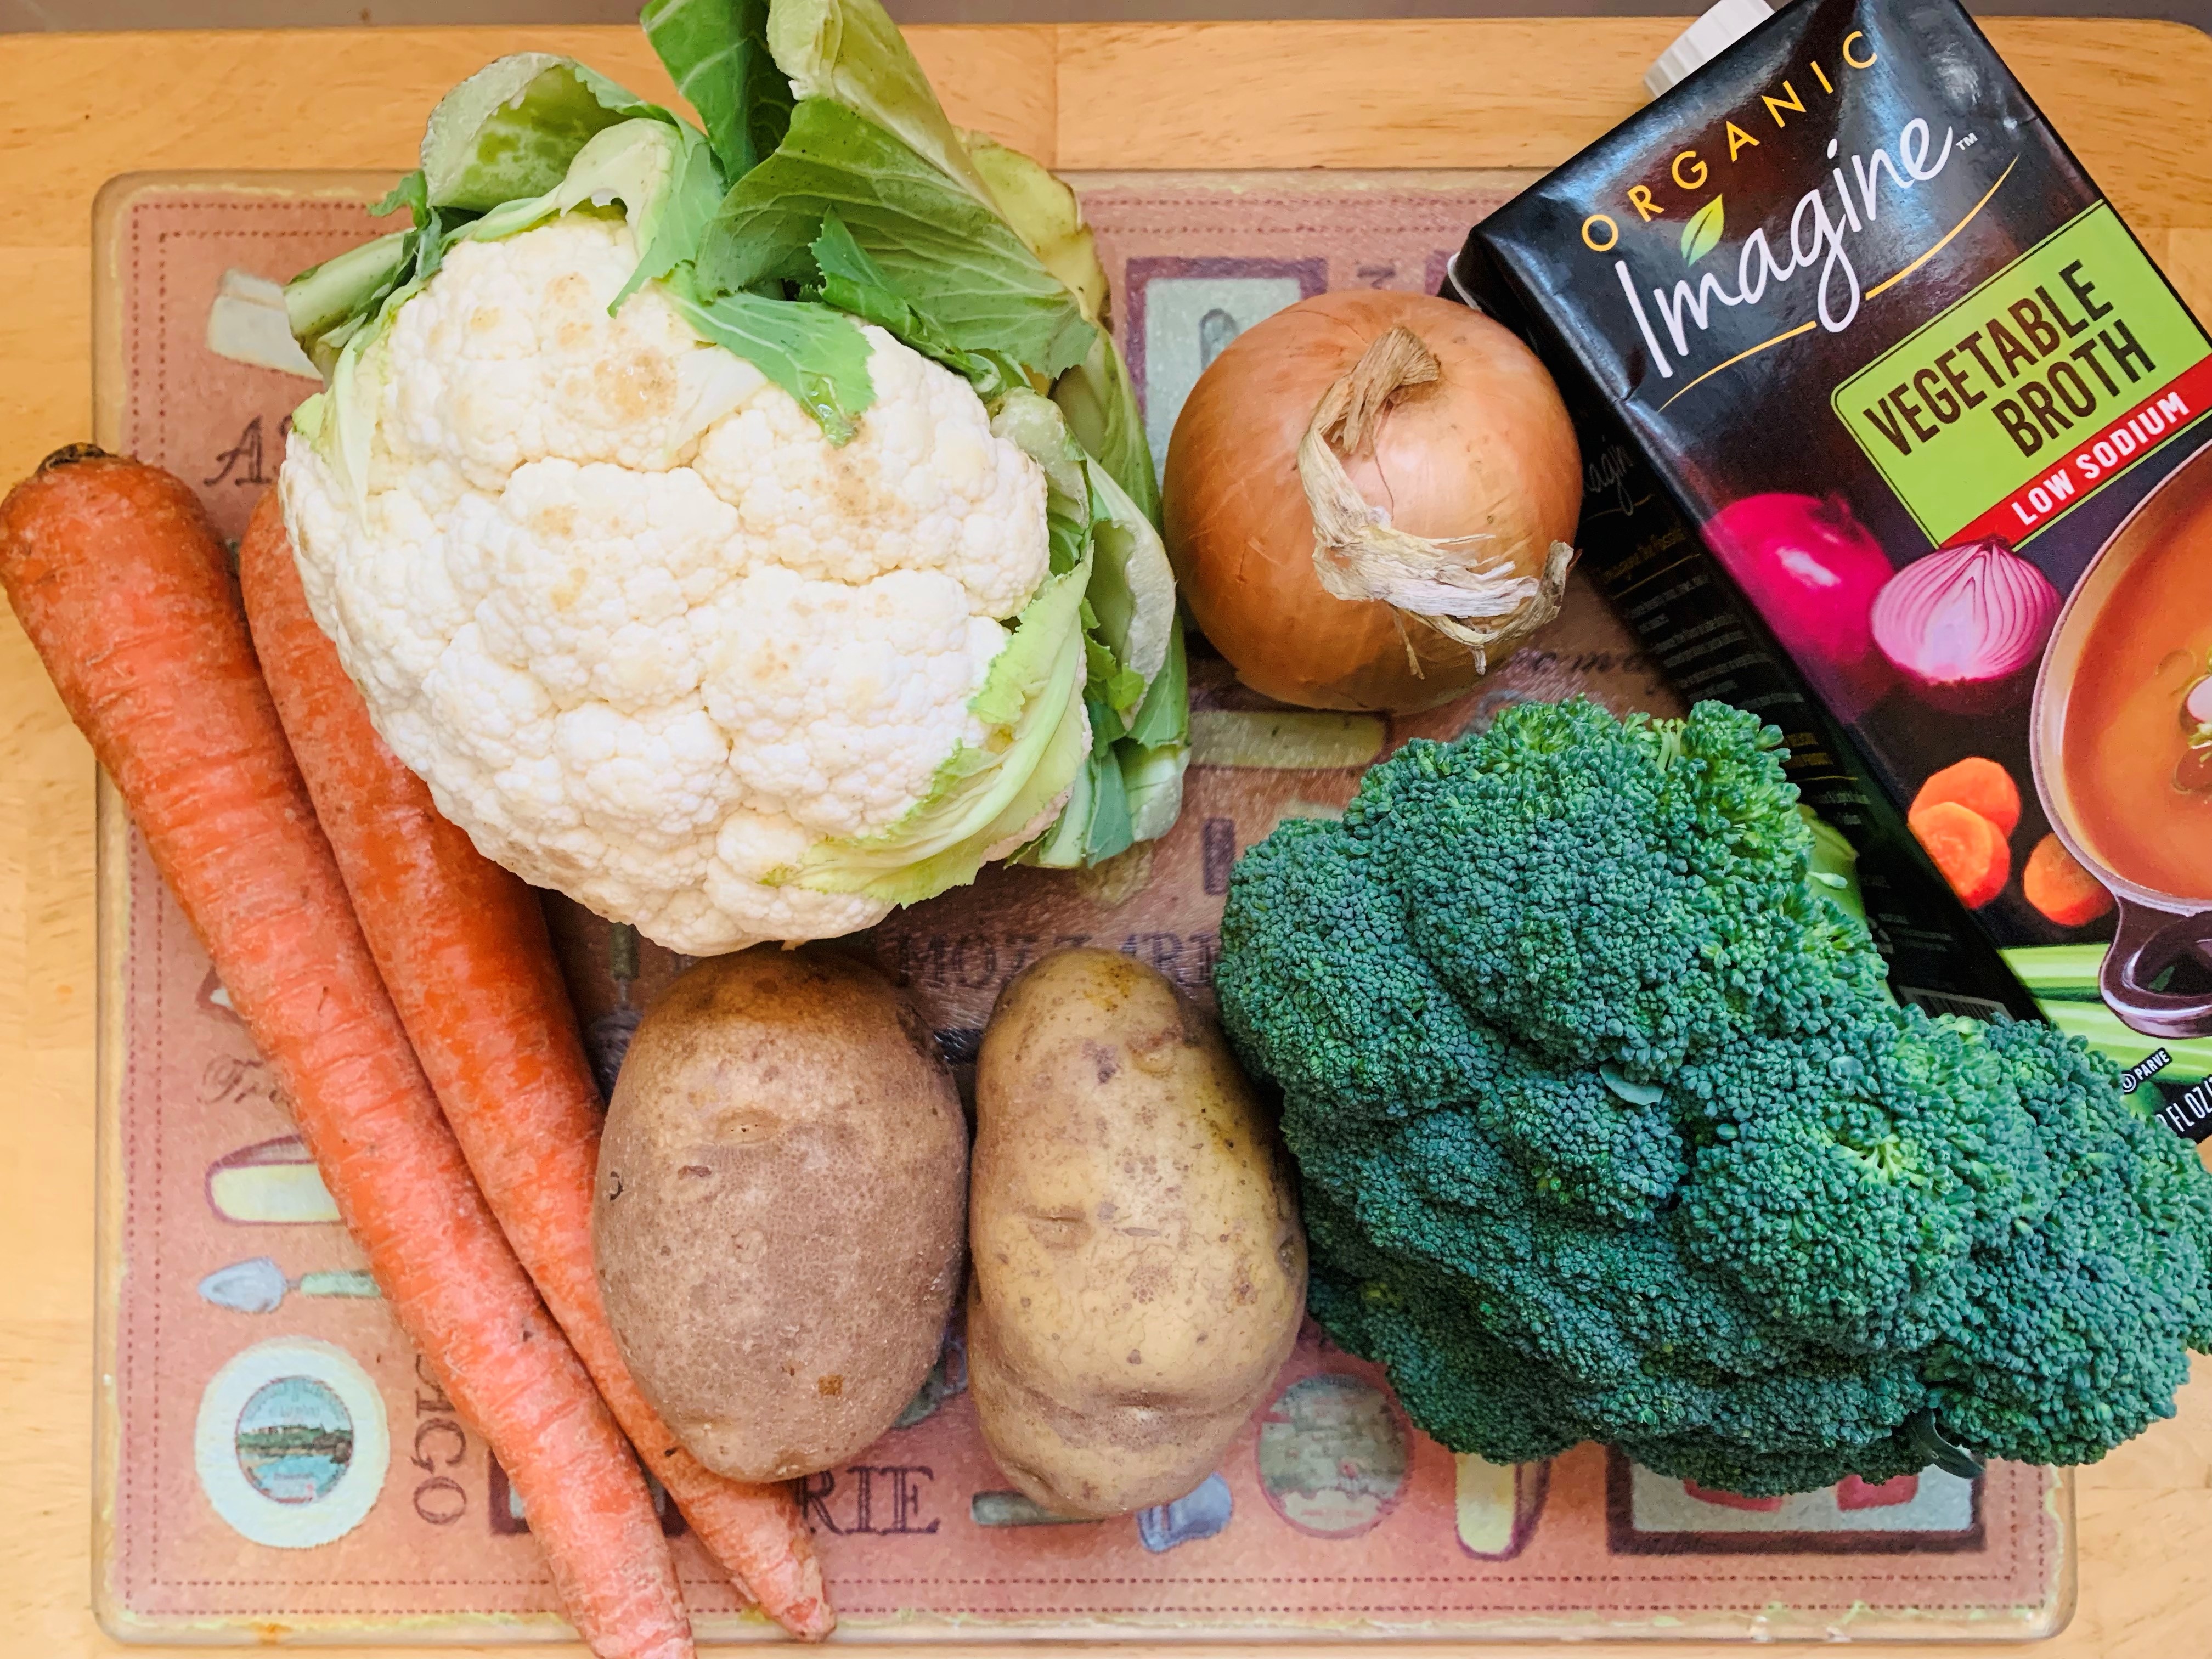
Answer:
[{"xmin": 2031, "ymin": 438, "xmax": 2212, "ymax": 1039}]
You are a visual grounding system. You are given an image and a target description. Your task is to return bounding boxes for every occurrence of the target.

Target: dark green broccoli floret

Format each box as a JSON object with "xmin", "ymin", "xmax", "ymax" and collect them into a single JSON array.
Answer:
[
  {"xmin": 1344, "ymin": 699, "xmax": 1886, "ymax": 1076},
  {"xmin": 1674, "ymin": 1005, "xmax": 2048, "ymax": 1355},
  {"xmin": 1216, "ymin": 815, "xmax": 1503, "ymax": 1121},
  {"xmin": 1220, "ymin": 695, "xmax": 2212, "ymax": 1496},
  {"xmin": 1482, "ymin": 1052, "xmax": 1688, "ymax": 1229},
  {"xmin": 1925, "ymin": 1019, "xmax": 2212, "ymax": 1467}
]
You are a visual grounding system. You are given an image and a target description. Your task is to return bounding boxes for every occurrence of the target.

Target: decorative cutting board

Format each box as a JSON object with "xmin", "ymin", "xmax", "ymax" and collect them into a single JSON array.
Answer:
[{"xmin": 89, "ymin": 171, "xmax": 2070, "ymax": 1645}]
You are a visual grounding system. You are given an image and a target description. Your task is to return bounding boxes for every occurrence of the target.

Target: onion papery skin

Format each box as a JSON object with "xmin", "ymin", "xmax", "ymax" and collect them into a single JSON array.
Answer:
[
  {"xmin": 1871, "ymin": 537, "xmax": 2063, "ymax": 715},
  {"xmin": 1161, "ymin": 291, "xmax": 1582, "ymax": 713}
]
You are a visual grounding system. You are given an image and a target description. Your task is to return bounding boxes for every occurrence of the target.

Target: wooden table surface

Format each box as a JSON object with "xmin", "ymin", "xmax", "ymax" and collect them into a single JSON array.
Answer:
[{"xmin": 5, "ymin": 16, "xmax": 2212, "ymax": 1658}]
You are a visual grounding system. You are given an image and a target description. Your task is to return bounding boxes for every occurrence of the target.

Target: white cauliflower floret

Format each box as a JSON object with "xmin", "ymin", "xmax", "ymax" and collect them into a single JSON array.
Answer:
[
  {"xmin": 692, "ymin": 338, "xmax": 1045, "ymax": 618},
  {"xmin": 377, "ymin": 213, "xmax": 769, "ymax": 488},
  {"xmin": 704, "ymin": 566, "xmax": 1006, "ymax": 839},
  {"xmin": 460, "ymin": 460, "xmax": 740, "ymax": 715},
  {"xmin": 283, "ymin": 211, "xmax": 1052, "ymax": 955}
]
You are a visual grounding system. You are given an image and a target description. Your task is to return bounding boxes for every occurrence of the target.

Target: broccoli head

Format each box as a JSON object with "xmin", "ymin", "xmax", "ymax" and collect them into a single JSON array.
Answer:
[{"xmin": 1217, "ymin": 696, "xmax": 2212, "ymax": 1496}]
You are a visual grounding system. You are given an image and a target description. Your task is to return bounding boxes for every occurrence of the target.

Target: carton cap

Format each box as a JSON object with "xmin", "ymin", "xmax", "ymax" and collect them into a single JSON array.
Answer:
[{"xmin": 1644, "ymin": 0, "xmax": 1784, "ymax": 99}]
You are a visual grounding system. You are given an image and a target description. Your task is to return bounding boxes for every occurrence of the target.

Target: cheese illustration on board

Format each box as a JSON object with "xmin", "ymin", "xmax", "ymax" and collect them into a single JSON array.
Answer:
[
  {"xmin": 1453, "ymin": 1454, "xmax": 1550, "ymax": 1561},
  {"xmin": 204, "ymin": 1136, "xmax": 341, "ymax": 1226}
]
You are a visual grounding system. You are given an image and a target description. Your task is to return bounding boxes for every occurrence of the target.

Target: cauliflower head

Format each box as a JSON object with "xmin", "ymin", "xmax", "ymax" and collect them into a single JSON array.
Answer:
[
  {"xmin": 283, "ymin": 212, "xmax": 1065, "ymax": 953},
  {"xmin": 279, "ymin": 11, "xmax": 1187, "ymax": 953}
]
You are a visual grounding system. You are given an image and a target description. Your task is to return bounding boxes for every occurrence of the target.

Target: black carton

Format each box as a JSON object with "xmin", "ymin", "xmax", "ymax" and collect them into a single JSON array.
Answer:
[{"xmin": 1448, "ymin": 0, "xmax": 2212, "ymax": 1125}]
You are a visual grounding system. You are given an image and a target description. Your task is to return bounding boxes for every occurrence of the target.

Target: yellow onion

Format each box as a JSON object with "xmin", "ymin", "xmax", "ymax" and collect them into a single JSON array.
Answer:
[{"xmin": 1162, "ymin": 291, "xmax": 1582, "ymax": 713}]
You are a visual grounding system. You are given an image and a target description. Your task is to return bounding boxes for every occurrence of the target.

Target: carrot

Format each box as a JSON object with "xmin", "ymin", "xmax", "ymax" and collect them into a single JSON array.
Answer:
[
  {"xmin": 0, "ymin": 450, "xmax": 692, "ymax": 1659},
  {"xmin": 1911, "ymin": 757, "xmax": 2021, "ymax": 839},
  {"xmin": 236, "ymin": 490, "xmax": 832, "ymax": 1640},
  {"xmin": 1908, "ymin": 799, "xmax": 2010, "ymax": 909},
  {"xmin": 2023, "ymin": 832, "xmax": 2115, "ymax": 927}
]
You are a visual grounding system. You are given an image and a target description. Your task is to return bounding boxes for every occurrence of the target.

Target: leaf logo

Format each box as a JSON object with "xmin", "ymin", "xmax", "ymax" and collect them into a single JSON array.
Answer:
[{"xmin": 1680, "ymin": 196, "xmax": 1725, "ymax": 264}]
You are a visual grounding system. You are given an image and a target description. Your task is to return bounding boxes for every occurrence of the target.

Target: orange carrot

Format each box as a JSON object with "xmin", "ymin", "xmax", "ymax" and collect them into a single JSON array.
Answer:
[
  {"xmin": 1909, "ymin": 799, "xmax": 2010, "ymax": 909},
  {"xmin": 236, "ymin": 490, "xmax": 832, "ymax": 1640},
  {"xmin": 0, "ymin": 450, "xmax": 692, "ymax": 1659},
  {"xmin": 1911, "ymin": 757, "xmax": 2021, "ymax": 839},
  {"xmin": 2023, "ymin": 832, "xmax": 2114, "ymax": 927}
]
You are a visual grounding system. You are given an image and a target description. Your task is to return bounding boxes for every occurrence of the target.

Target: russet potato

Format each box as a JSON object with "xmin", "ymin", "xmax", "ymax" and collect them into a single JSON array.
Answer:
[{"xmin": 593, "ymin": 946, "xmax": 967, "ymax": 1482}]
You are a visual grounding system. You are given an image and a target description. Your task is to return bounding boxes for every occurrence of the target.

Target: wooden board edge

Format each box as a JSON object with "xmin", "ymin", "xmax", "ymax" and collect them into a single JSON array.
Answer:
[
  {"xmin": 90, "ymin": 773, "xmax": 129, "ymax": 1644},
  {"xmin": 2046, "ymin": 1466, "xmax": 2083, "ymax": 1641},
  {"xmin": 88, "ymin": 166, "xmax": 137, "ymax": 1616}
]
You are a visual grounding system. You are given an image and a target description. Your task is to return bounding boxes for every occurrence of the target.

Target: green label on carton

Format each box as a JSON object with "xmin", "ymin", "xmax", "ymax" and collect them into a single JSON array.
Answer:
[{"xmin": 1832, "ymin": 202, "xmax": 2212, "ymax": 545}]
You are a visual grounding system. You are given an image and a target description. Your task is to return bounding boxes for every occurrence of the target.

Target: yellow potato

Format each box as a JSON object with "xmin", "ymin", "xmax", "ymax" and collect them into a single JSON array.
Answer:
[
  {"xmin": 968, "ymin": 948, "xmax": 1306, "ymax": 1517},
  {"xmin": 594, "ymin": 946, "xmax": 967, "ymax": 1481}
]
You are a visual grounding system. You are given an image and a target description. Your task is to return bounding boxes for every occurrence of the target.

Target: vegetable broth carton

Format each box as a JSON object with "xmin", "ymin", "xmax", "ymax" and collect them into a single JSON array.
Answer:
[{"xmin": 1447, "ymin": 0, "xmax": 2212, "ymax": 1126}]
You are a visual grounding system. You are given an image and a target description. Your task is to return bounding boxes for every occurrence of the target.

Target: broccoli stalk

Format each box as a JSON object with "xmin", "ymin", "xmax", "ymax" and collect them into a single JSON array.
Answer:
[{"xmin": 1218, "ymin": 697, "xmax": 2212, "ymax": 1496}]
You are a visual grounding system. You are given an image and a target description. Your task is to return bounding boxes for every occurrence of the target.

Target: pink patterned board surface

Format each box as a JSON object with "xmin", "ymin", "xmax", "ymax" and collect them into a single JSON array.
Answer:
[{"xmin": 93, "ymin": 174, "xmax": 2069, "ymax": 1645}]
